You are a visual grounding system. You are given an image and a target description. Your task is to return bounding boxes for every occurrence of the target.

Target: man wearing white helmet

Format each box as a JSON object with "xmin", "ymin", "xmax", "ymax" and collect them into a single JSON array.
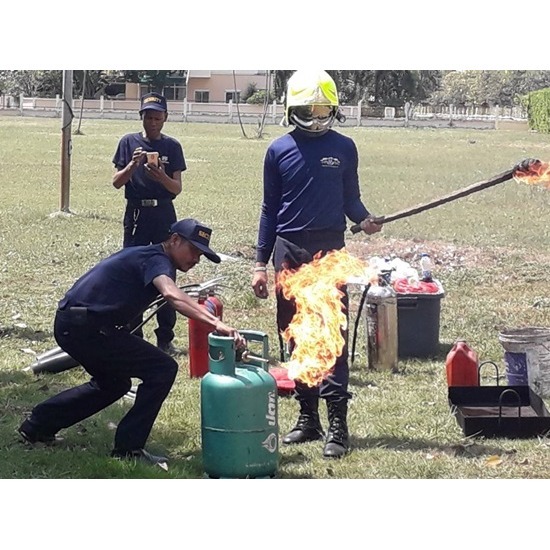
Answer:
[{"xmin": 251, "ymin": 70, "xmax": 382, "ymax": 458}]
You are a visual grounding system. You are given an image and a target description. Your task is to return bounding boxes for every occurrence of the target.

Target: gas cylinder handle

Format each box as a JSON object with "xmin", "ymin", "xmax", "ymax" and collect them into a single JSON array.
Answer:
[
  {"xmin": 238, "ymin": 330, "xmax": 269, "ymax": 372},
  {"xmin": 477, "ymin": 360, "xmax": 500, "ymax": 387},
  {"xmin": 239, "ymin": 330, "xmax": 267, "ymax": 341}
]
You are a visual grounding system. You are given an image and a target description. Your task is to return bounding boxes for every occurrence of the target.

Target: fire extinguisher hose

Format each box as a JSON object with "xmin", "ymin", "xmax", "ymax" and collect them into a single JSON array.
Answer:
[
  {"xmin": 25, "ymin": 279, "xmax": 224, "ymax": 375},
  {"xmin": 350, "ymin": 283, "xmax": 370, "ymax": 366}
]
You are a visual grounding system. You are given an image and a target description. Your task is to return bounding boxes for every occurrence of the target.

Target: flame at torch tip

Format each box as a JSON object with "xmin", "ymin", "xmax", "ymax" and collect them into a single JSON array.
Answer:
[
  {"xmin": 513, "ymin": 160, "xmax": 550, "ymax": 189},
  {"xmin": 277, "ymin": 249, "xmax": 375, "ymax": 387}
]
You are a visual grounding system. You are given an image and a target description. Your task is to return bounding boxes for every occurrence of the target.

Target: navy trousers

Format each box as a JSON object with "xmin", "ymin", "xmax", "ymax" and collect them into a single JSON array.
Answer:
[
  {"xmin": 123, "ymin": 201, "xmax": 177, "ymax": 345},
  {"xmin": 26, "ymin": 309, "xmax": 178, "ymax": 451},
  {"xmin": 272, "ymin": 232, "xmax": 352, "ymax": 403}
]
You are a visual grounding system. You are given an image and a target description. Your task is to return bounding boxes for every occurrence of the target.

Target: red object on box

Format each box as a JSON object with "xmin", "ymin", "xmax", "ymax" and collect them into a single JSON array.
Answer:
[
  {"xmin": 269, "ymin": 367, "xmax": 296, "ymax": 394},
  {"xmin": 393, "ymin": 277, "xmax": 440, "ymax": 295}
]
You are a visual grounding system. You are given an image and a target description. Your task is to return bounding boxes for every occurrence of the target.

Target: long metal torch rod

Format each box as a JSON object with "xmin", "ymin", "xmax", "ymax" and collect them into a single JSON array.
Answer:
[{"xmin": 350, "ymin": 168, "xmax": 515, "ymax": 234}]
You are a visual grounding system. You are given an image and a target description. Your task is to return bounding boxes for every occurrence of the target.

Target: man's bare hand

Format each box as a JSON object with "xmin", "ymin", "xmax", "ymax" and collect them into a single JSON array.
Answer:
[
  {"xmin": 252, "ymin": 271, "xmax": 269, "ymax": 299},
  {"xmin": 144, "ymin": 161, "xmax": 165, "ymax": 182},
  {"xmin": 360, "ymin": 215, "xmax": 384, "ymax": 235},
  {"xmin": 215, "ymin": 320, "xmax": 247, "ymax": 348},
  {"xmin": 131, "ymin": 147, "xmax": 146, "ymax": 165}
]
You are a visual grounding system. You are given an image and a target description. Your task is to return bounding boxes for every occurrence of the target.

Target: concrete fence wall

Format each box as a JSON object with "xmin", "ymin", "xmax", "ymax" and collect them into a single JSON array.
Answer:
[{"xmin": 0, "ymin": 94, "xmax": 529, "ymax": 130}]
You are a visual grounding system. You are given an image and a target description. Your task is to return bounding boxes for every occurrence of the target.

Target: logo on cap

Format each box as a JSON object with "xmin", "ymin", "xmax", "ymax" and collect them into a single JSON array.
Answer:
[
  {"xmin": 169, "ymin": 218, "xmax": 221, "ymax": 263},
  {"xmin": 144, "ymin": 96, "xmax": 162, "ymax": 105}
]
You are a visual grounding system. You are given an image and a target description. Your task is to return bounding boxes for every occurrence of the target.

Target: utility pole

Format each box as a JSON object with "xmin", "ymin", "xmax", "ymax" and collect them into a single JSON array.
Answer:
[
  {"xmin": 75, "ymin": 69, "xmax": 86, "ymax": 135},
  {"xmin": 60, "ymin": 70, "xmax": 73, "ymax": 213}
]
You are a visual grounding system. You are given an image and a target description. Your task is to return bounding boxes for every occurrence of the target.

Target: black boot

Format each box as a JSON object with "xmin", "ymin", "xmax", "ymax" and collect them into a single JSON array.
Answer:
[
  {"xmin": 282, "ymin": 398, "xmax": 324, "ymax": 445},
  {"xmin": 323, "ymin": 400, "xmax": 350, "ymax": 458}
]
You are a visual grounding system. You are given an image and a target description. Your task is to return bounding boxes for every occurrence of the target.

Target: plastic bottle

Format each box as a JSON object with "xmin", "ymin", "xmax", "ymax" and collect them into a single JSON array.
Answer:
[
  {"xmin": 445, "ymin": 340, "xmax": 479, "ymax": 386},
  {"xmin": 419, "ymin": 253, "xmax": 433, "ymax": 282}
]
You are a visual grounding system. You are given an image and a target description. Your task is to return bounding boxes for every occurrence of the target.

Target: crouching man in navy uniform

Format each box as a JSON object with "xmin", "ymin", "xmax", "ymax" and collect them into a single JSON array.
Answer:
[
  {"xmin": 19, "ymin": 219, "xmax": 245, "ymax": 467},
  {"xmin": 112, "ymin": 92, "xmax": 186, "ymax": 356}
]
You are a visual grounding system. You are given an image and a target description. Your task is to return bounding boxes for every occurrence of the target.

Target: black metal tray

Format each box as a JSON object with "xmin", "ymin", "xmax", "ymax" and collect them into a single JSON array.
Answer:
[{"xmin": 448, "ymin": 361, "xmax": 550, "ymax": 438}]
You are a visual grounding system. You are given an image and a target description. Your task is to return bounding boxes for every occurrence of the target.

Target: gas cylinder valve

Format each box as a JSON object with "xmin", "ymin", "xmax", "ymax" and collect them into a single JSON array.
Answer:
[{"xmin": 241, "ymin": 350, "xmax": 270, "ymax": 364}]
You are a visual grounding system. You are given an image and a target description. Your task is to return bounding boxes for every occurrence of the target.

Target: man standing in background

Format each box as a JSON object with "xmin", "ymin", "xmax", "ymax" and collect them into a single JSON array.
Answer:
[{"xmin": 112, "ymin": 92, "xmax": 186, "ymax": 356}]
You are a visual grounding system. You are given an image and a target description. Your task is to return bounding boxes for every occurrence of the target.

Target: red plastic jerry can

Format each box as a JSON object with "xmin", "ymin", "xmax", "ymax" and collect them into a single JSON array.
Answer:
[{"xmin": 445, "ymin": 340, "xmax": 479, "ymax": 386}]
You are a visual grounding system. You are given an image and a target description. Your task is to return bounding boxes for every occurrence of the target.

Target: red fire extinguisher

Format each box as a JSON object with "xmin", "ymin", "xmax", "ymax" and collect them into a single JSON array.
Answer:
[{"xmin": 188, "ymin": 291, "xmax": 223, "ymax": 378}]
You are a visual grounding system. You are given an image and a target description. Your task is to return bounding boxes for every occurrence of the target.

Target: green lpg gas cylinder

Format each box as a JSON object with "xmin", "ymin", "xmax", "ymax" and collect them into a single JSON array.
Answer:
[{"xmin": 201, "ymin": 331, "xmax": 279, "ymax": 478}]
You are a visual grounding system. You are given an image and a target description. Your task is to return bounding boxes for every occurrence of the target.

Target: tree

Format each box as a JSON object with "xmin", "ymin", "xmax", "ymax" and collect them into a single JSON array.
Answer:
[
  {"xmin": 433, "ymin": 70, "xmax": 550, "ymax": 108},
  {"xmin": 240, "ymin": 82, "xmax": 258, "ymax": 103},
  {"xmin": 73, "ymin": 70, "xmax": 111, "ymax": 99},
  {"xmin": 0, "ymin": 70, "xmax": 62, "ymax": 97},
  {"xmin": 0, "ymin": 71, "xmax": 15, "ymax": 95},
  {"xmin": 272, "ymin": 70, "xmax": 293, "ymax": 101},
  {"xmin": 0, "ymin": 70, "xmax": 109, "ymax": 99},
  {"xmin": 120, "ymin": 70, "xmax": 185, "ymax": 93},
  {"xmin": 330, "ymin": 70, "xmax": 442, "ymax": 105},
  {"xmin": 331, "ymin": 70, "xmax": 374, "ymax": 103}
]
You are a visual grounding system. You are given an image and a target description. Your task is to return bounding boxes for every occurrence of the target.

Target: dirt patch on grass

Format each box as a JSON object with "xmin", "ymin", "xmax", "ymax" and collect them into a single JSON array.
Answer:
[
  {"xmin": 346, "ymin": 236, "xmax": 507, "ymax": 271},
  {"xmin": 236, "ymin": 235, "xmax": 548, "ymax": 271}
]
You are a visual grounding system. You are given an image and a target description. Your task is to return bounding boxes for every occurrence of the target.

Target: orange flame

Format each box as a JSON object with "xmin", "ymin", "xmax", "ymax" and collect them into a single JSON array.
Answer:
[
  {"xmin": 513, "ymin": 160, "xmax": 550, "ymax": 189},
  {"xmin": 277, "ymin": 249, "xmax": 376, "ymax": 387}
]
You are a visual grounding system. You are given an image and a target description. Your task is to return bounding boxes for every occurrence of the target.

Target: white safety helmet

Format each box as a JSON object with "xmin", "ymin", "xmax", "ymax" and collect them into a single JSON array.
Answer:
[{"xmin": 285, "ymin": 70, "xmax": 341, "ymax": 134}]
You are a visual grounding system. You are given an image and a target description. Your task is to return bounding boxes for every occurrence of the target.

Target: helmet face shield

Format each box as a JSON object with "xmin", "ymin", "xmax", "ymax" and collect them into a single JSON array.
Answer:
[
  {"xmin": 289, "ymin": 104, "xmax": 336, "ymax": 134},
  {"xmin": 292, "ymin": 105, "xmax": 334, "ymax": 121}
]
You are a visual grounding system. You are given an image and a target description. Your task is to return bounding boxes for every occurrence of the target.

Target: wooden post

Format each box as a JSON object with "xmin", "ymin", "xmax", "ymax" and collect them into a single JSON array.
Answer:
[
  {"xmin": 60, "ymin": 70, "xmax": 73, "ymax": 213},
  {"xmin": 75, "ymin": 70, "xmax": 86, "ymax": 135}
]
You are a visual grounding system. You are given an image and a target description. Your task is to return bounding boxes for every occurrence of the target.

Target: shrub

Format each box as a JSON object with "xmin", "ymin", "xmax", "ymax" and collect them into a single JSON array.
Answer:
[
  {"xmin": 246, "ymin": 90, "xmax": 275, "ymax": 105},
  {"xmin": 527, "ymin": 88, "xmax": 550, "ymax": 133}
]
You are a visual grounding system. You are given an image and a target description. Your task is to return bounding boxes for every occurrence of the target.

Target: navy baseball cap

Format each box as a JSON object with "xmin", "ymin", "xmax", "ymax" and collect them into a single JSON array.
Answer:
[
  {"xmin": 140, "ymin": 92, "xmax": 167, "ymax": 113},
  {"xmin": 170, "ymin": 219, "xmax": 221, "ymax": 263}
]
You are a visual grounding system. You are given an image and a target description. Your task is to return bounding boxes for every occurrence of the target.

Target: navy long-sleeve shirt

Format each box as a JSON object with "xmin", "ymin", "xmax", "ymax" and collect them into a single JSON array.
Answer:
[
  {"xmin": 58, "ymin": 244, "xmax": 176, "ymax": 326},
  {"xmin": 255, "ymin": 128, "xmax": 370, "ymax": 264},
  {"xmin": 112, "ymin": 132, "xmax": 186, "ymax": 201}
]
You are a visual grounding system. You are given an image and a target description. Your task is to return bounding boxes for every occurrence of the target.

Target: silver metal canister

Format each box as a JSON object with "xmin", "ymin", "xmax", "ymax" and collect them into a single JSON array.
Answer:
[{"xmin": 365, "ymin": 281, "xmax": 398, "ymax": 371}]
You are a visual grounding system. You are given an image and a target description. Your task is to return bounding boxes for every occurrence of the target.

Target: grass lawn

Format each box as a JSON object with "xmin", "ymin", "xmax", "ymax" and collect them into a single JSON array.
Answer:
[
  {"xmin": 2, "ymin": 115, "xmax": 549, "ymax": 547},
  {"xmin": 1, "ymin": 117, "xmax": 549, "ymax": 488}
]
